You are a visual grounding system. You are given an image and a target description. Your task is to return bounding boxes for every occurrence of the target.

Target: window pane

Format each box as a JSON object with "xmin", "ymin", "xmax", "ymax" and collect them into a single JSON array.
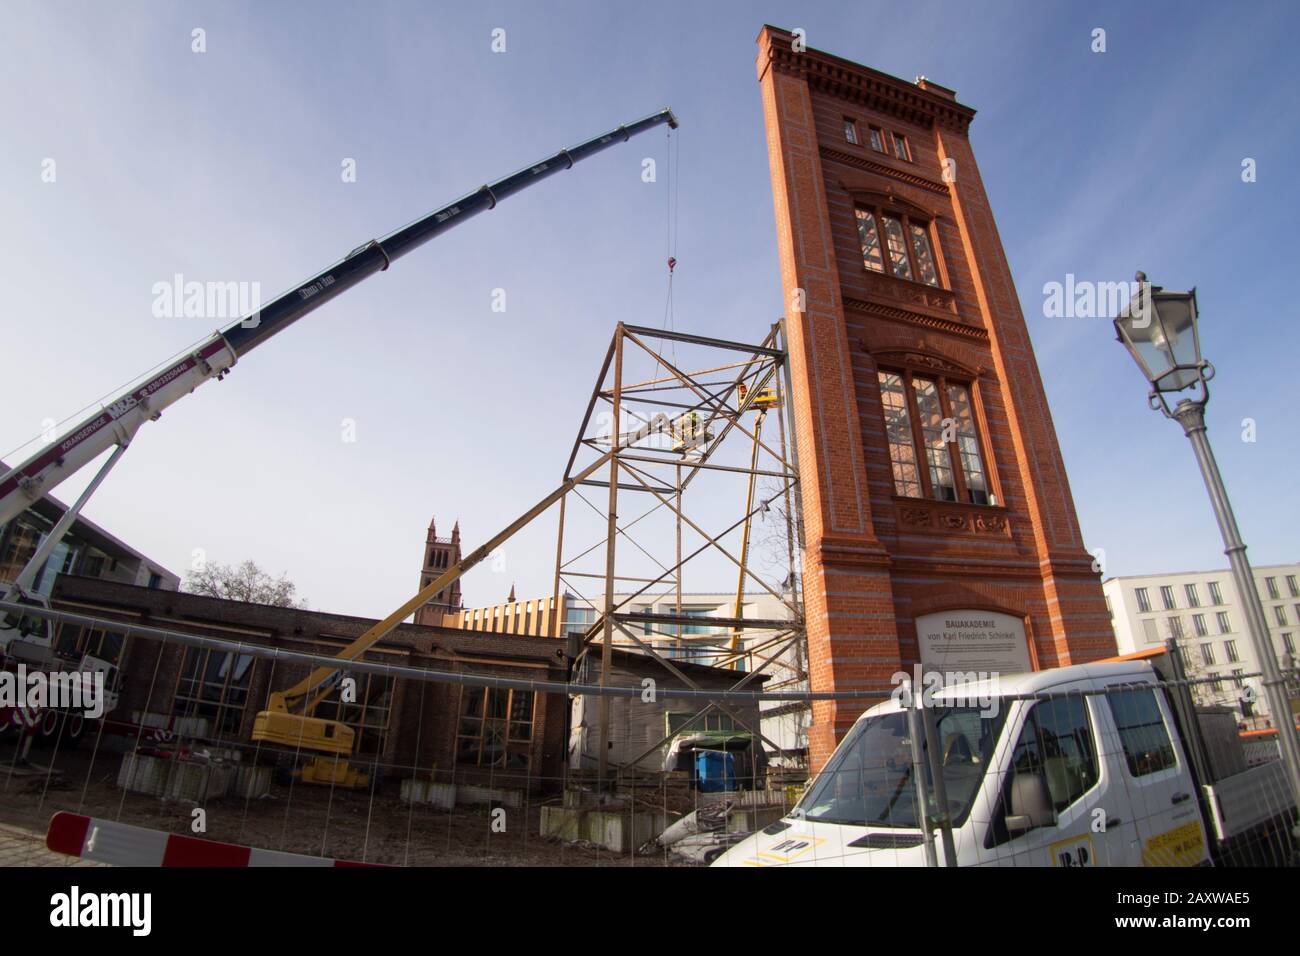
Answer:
[
  {"xmin": 1012, "ymin": 697, "xmax": 1098, "ymax": 813},
  {"xmin": 893, "ymin": 134, "xmax": 910, "ymax": 161},
  {"xmin": 855, "ymin": 209, "xmax": 885, "ymax": 273},
  {"xmin": 909, "ymin": 224, "xmax": 940, "ymax": 287},
  {"xmin": 843, "ymin": 119, "xmax": 858, "ymax": 144},
  {"xmin": 881, "ymin": 216, "xmax": 913, "ymax": 280},
  {"xmin": 869, "ymin": 127, "xmax": 884, "ymax": 151},
  {"xmin": 1108, "ymin": 689, "xmax": 1176, "ymax": 777},
  {"xmin": 877, "ymin": 372, "xmax": 920, "ymax": 497},
  {"xmin": 946, "ymin": 384, "xmax": 988, "ymax": 504},
  {"xmin": 913, "ymin": 378, "xmax": 955, "ymax": 501}
]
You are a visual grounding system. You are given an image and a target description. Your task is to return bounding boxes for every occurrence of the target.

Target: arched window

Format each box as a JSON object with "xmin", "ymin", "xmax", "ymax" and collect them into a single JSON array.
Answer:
[
  {"xmin": 876, "ymin": 361, "xmax": 993, "ymax": 506},
  {"xmin": 854, "ymin": 202, "xmax": 942, "ymax": 288}
]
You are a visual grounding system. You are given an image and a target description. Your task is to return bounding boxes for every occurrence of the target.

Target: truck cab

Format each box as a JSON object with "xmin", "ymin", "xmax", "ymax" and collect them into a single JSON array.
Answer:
[{"xmin": 713, "ymin": 661, "xmax": 1214, "ymax": 867}]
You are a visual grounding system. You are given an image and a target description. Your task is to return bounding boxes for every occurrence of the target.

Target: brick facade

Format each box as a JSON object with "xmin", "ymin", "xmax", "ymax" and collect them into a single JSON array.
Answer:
[
  {"xmin": 47, "ymin": 576, "xmax": 759, "ymax": 790},
  {"xmin": 756, "ymin": 26, "xmax": 1115, "ymax": 771}
]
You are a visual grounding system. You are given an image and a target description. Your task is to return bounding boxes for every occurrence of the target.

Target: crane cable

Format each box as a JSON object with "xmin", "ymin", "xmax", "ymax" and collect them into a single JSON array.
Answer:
[{"xmin": 657, "ymin": 126, "xmax": 679, "ymax": 375}]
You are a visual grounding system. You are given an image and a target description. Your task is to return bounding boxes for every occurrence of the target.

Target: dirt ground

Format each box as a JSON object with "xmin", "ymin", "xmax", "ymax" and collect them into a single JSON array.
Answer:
[{"xmin": 0, "ymin": 741, "xmax": 684, "ymax": 867}]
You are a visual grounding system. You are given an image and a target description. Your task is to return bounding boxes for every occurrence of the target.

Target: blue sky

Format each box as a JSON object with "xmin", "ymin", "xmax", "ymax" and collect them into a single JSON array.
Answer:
[{"xmin": 1, "ymin": 1, "xmax": 1296, "ymax": 616}]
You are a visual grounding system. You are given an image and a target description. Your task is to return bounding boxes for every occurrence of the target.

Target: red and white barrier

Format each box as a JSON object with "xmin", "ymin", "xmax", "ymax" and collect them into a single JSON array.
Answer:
[{"xmin": 46, "ymin": 811, "xmax": 386, "ymax": 867}]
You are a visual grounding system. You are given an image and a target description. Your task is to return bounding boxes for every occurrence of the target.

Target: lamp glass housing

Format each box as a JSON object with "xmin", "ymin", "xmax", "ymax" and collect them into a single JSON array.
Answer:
[{"xmin": 1114, "ymin": 284, "xmax": 1201, "ymax": 393}]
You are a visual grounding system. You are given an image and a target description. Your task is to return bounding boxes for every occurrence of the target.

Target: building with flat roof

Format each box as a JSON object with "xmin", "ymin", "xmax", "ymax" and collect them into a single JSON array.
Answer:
[
  {"xmin": 1103, "ymin": 562, "xmax": 1300, "ymax": 724},
  {"xmin": 0, "ymin": 461, "xmax": 179, "ymax": 596},
  {"xmin": 454, "ymin": 588, "xmax": 806, "ymax": 763}
]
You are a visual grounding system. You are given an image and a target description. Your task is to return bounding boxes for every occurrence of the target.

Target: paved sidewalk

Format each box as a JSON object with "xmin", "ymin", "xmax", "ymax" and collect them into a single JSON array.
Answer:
[{"xmin": 0, "ymin": 822, "xmax": 108, "ymax": 867}]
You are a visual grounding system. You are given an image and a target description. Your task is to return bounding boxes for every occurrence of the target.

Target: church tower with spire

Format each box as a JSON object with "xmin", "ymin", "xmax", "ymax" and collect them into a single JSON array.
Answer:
[{"xmin": 414, "ymin": 516, "xmax": 462, "ymax": 626}]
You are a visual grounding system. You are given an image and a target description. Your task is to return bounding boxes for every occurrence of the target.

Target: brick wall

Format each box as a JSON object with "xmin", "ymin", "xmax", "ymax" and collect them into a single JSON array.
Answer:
[{"xmin": 757, "ymin": 26, "xmax": 1115, "ymax": 771}]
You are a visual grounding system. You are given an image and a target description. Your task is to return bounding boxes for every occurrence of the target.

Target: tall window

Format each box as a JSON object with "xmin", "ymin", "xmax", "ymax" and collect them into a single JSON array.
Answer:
[
  {"xmin": 1287, "ymin": 575, "xmax": 1299, "ymax": 598},
  {"xmin": 1185, "ymin": 583, "xmax": 1200, "ymax": 608},
  {"xmin": 1216, "ymin": 611, "xmax": 1231, "ymax": 634},
  {"xmin": 0, "ymin": 518, "xmax": 43, "ymax": 583},
  {"xmin": 456, "ymin": 687, "xmax": 534, "ymax": 771},
  {"xmin": 1224, "ymin": 640, "xmax": 1239, "ymax": 663},
  {"xmin": 172, "ymin": 648, "xmax": 254, "ymax": 739},
  {"xmin": 1167, "ymin": 616, "xmax": 1183, "ymax": 639},
  {"xmin": 1265, "ymin": 577, "xmax": 1280, "ymax": 600},
  {"xmin": 1208, "ymin": 581, "xmax": 1224, "ymax": 605},
  {"xmin": 1160, "ymin": 585, "xmax": 1176, "ymax": 610},
  {"xmin": 315, "ymin": 672, "xmax": 393, "ymax": 756},
  {"xmin": 868, "ymin": 125, "xmax": 885, "ymax": 152},
  {"xmin": 1135, "ymin": 588, "xmax": 1152, "ymax": 613},
  {"xmin": 855, "ymin": 205, "xmax": 941, "ymax": 287},
  {"xmin": 843, "ymin": 118, "xmax": 859, "ymax": 145},
  {"xmin": 1275, "ymin": 606, "xmax": 1288, "ymax": 627},
  {"xmin": 1192, "ymin": 613, "xmax": 1207, "ymax": 637},
  {"xmin": 55, "ymin": 624, "xmax": 126, "ymax": 667},
  {"xmin": 877, "ymin": 369, "xmax": 991, "ymax": 505},
  {"xmin": 1200, "ymin": 643, "xmax": 1215, "ymax": 666},
  {"xmin": 891, "ymin": 132, "xmax": 911, "ymax": 161}
]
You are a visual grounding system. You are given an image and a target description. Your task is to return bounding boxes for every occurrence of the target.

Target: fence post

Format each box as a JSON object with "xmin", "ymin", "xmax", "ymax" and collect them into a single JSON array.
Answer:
[
  {"xmin": 921, "ymin": 705, "xmax": 959, "ymax": 866},
  {"xmin": 904, "ymin": 680, "xmax": 937, "ymax": 867}
]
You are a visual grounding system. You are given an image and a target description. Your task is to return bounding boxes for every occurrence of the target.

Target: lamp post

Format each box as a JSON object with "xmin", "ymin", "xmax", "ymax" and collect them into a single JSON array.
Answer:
[{"xmin": 1114, "ymin": 273, "xmax": 1300, "ymax": 818}]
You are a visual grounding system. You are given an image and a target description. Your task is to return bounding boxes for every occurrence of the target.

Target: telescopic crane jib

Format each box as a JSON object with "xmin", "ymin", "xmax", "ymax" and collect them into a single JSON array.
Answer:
[
  {"xmin": 0, "ymin": 109, "xmax": 678, "ymax": 786},
  {"xmin": 0, "ymin": 108, "xmax": 678, "ymax": 530}
]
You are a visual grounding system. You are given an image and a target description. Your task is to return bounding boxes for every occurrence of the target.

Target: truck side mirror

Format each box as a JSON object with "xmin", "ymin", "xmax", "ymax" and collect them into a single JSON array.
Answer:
[{"xmin": 1005, "ymin": 772, "xmax": 1054, "ymax": 834}]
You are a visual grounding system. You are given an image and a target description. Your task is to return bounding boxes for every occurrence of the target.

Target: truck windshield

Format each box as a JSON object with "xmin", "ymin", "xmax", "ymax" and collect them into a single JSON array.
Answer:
[{"xmin": 794, "ymin": 706, "xmax": 1005, "ymax": 828}]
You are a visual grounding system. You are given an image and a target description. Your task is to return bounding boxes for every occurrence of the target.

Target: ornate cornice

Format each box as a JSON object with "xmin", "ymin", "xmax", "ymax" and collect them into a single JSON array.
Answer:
[
  {"xmin": 760, "ymin": 27, "xmax": 976, "ymax": 134},
  {"xmin": 844, "ymin": 296, "xmax": 988, "ymax": 342},
  {"xmin": 823, "ymin": 146, "xmax": 950, "ymax": 196}
]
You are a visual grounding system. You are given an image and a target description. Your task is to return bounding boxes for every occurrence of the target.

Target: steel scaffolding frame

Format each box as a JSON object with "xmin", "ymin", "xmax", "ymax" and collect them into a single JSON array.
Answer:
[{"xmin": 549, "ymin": 321, "xmax": 807, "ymax": 789}]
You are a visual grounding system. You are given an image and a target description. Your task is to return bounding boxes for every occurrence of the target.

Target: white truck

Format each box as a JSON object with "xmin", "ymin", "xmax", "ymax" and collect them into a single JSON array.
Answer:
[{"xmin": 713, "ymin": 653, "xmax": 1298, "ymax": 867}]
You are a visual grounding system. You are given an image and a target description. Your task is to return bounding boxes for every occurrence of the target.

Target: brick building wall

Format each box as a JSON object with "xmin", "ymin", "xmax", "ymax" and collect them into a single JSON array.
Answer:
[
  {"xmin": 51, "ymin": 575, "xmax": 568, "ymax": 791},
  {"xmin": 756, "ymin": 26, "xmax": 1115, "ymax": 771}
]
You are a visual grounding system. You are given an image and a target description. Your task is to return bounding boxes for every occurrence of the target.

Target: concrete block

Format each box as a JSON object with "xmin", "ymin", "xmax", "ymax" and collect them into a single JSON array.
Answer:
[{"xmin": 540, "ymin": 805, "xmax": 671, "ymax": 853}]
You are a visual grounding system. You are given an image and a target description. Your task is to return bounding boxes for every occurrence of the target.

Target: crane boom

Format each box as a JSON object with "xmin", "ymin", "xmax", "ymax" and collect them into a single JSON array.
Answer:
[{"xmin": 0, "ymin": 108, "xmax": 678, "ymax": 528}]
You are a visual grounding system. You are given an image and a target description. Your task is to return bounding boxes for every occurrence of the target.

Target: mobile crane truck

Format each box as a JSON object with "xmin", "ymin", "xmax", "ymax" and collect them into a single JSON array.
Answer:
[
  {"xmin": 0, "ymin": 108, "xmax": 678, "ymax": 773},
  {"xmin": 714, "ymin": 645, "xmax": 1298, "ymax": 866}
]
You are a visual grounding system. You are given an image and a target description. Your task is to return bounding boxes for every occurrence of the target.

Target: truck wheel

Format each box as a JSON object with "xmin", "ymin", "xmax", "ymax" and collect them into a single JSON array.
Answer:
[
  {"xmin": 31, "ymin": 710, "xmax": 61, "ymax": 747},
  {"xmin": 63, "ymin": 714, "xmax": 86, "ymax": 749}
]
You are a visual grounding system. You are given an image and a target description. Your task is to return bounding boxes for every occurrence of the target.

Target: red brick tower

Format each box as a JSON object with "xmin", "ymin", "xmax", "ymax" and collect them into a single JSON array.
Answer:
[
  {"xmin": 414, "ymin": 517, "xmax": 462, "ymax": 626},
  {"xmin": 756, "ymin": 26, "xmax": 1114, "ymax": 771}
]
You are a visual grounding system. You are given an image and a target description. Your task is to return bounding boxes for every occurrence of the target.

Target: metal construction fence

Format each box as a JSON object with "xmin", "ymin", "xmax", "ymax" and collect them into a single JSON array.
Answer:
[{"xmin": 2, "ymin": 602, "xmax": 1297, "ymax": 868}]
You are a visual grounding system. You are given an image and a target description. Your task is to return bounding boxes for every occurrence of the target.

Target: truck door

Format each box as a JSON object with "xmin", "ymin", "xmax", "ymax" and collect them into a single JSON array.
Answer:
[
  {"xmin": 980, "ymin": 695, "xmax": 1142, "ymax": 866},
  {"xmin": 1095, "ymin": 682, "xmax": 1209, "ymax": 866}
]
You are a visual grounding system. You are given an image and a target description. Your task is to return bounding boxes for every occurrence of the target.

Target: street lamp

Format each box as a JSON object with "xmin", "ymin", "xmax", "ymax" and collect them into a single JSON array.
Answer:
[{"xmin": 1114, "ymin": 272, "xmax": 1300, "ymax": 819}]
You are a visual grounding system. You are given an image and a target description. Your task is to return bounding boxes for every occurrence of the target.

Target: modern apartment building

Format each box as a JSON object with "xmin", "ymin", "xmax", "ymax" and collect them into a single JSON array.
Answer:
[{"xmin": 1104, "ymin": 563, "xmax": 1300, "ymax": 723}]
